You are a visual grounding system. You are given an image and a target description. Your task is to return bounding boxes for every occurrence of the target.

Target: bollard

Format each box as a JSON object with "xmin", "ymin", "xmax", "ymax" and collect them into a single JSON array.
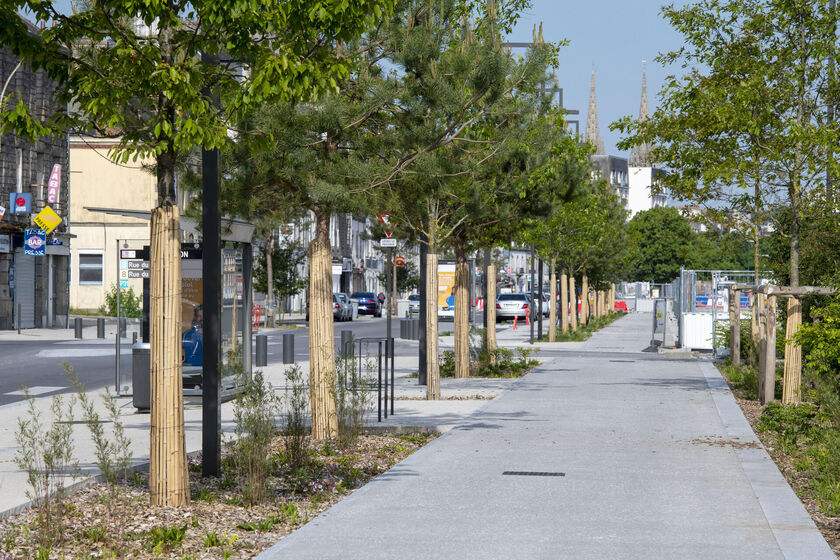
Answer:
[
  {"xmin": 340, "ymin": 330, "xmax": 354, "ymax": 358},
  {"xmin": 97, "ymin": 317, "xmax": 105, "ymax": 339},
  {"xmin": 75, "ymin": 317, "xmax": 83, "ymax": 339},
  {"xmin": 282, "ymin": 333, "xmax": 294, "ymax": 364},
  {"xmin": 119, "ymin": 317, "xmax": 127, "ymax": 337},
  {"xmin": 255, "ymin": 334, "xmax": 268, "ymax": 367},
  {"xmin": 132, "ymin": 331, "xmax": 138, "ymax": 344}
]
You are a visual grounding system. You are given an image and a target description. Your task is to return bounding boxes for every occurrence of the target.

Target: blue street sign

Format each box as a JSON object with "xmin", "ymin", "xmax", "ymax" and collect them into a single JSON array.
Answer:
[
  {"xmin": 119, "ymin": 279, "xmax": 129, "ymax": 289},
  {"xmin": 10, "ymin": 193, "xmax": 31, "ymax": 214},
  {"xmin": 24, "ymin": 228, "xmax": 46, "ymax": 256}
]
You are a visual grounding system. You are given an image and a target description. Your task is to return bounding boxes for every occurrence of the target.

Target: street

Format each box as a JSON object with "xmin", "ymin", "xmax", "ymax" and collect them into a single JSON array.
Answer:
[{"xmin": 0, "ymin": 314, "xmax": 479, "ymax": 408}]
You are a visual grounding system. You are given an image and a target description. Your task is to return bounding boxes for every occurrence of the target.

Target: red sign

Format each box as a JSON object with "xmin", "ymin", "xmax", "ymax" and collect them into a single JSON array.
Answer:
[
  {"xmin": 0, "ymin": 205, "xmax": 4, "ymax": 223},
  {"xmin": 395, "ymin": 256, "xmax": 406, "ymax": 267},
  {"xmin": 377, "ymin": 214, "xmax": 393, "ymax": 238},
  {"xmin": 47, "ymin": 164, "xmax": 61, "ymax": 204}
]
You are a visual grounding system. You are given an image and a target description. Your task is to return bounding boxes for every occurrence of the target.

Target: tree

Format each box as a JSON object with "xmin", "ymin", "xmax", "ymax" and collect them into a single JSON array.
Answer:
[
  {"xmin": 378, "ymin": 259, "xmax": 420, "ymax": 296},
  {"xmin": 254, "ymin": 238, "xmax": 307, "ymax": 316},
  {"xmin": 625, "ymin": 207, "xmax": 693, "ymax": 284},
  {"xmin": 0, "ymin": 0, "xmax": 394, "ymax": 504}
]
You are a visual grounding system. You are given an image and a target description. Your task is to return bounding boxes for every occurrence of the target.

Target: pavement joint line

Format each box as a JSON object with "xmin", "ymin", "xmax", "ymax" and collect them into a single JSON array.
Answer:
[{"xmin": 699, "ymin": 361, "xmax": 835, "ymax": 560}]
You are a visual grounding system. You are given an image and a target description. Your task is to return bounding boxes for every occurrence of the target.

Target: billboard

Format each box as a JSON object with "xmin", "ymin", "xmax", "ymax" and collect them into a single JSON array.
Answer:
[{"xmin": 437, "ymin": 262, "xmax": 456, "ymax": 311}]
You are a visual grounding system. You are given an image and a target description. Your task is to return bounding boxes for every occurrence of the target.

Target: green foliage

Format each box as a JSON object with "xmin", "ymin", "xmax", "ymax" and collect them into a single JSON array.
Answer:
[
  {"xmin": 100, "ymin": 285, "xmax": 142, "ymax": 318},
  {"xmin": 254, "ymin": 238, "xmax": 308, "ymax": 309},
  {"xmin": 377, "ymin": 259, "xmax": 420, "ymax": 296},
  {"xmin": 231, "ymin": 371, "xmax": 279, "ymax": 506},
  {"xmin": 625, "ymin": 207, "xmax": 693, "ymax": 283},
  {"xmin": 440, "ymin": 346, "xmax": 539, "ymax": 378},
  {"xmin": 335, "ymin": 353, "xmax": 375, "ymax": 447},
  {"xmin": 282, "ymin": 365, "xmax": 310, "ymax": 468},
  {"xmin": 538, "ymin": 311, "xmax": 627, "ymax": 343},
  {"xmin": 145, "ymin": 525, "xmax": 186, "ymax": 553}
]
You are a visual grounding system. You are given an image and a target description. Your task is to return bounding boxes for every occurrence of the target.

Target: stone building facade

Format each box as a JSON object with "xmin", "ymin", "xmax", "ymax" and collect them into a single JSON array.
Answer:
[{"xmin": 0, "ymin": 22, "xmax": 71, "ymax": 329}]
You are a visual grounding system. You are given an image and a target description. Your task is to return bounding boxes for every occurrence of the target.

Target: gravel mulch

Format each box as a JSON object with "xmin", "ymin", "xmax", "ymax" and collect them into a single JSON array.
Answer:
[{"xmin": 0, "ymin": 432, "xmax": 435, "ymax": 560}]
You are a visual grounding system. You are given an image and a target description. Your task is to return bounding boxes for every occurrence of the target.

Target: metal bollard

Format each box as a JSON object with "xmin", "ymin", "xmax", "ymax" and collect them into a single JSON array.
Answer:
[
  {"xmin": 132, "ymin": 331, "xmax": 138, "ymax": 344},
  {"xmin": 340, "ymin": 330, "xmax": 354, "ymax": 358},
  {"xmin": 75, "ymin": 317, "xmax": 83, "ymax": 339},
  {"xmin": 282, "ymin": 333, "xmax": 294, "ymax": 364},
  {"xmin": 97, "ymin": 317, "xmax": 105, "ymax": 339},
  {"xmin": 255, "ymin": 334, "xmax": 268, "ymax": 367}
]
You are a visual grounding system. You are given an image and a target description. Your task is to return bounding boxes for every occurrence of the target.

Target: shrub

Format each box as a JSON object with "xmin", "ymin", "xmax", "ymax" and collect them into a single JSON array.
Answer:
[
  {"xmin": 100, "ymin": 284, "xmax": 142, "ymax": 318},
  {"xmin": 283, "ymin": 365, "xmax": 309, "ymax": 468}
]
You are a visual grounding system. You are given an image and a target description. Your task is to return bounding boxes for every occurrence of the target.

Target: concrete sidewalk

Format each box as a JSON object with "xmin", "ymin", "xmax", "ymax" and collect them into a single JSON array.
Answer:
[{"xmin": 258, "ymin": 313, "xmax": 835, "ymax": 560}]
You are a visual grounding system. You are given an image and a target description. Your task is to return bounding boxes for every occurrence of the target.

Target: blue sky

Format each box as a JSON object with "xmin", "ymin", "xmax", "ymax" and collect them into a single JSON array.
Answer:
[
  {"xmin": 35, "ymin": 0, "xmax": 689, "ymax": 158},
  {"xmin": 509, "ymin": 0, "xmax": 691, "ymax": 157}
]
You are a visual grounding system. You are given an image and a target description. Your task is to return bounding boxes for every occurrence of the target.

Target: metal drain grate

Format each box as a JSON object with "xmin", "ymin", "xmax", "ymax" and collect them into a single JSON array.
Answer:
[
  {"xmin": 609, "ymin": 360, "xmax": 635, "ymax": 363},
  {"xmin": 503, "ymin": 471, "xmax": 565, "ymax": 477}
]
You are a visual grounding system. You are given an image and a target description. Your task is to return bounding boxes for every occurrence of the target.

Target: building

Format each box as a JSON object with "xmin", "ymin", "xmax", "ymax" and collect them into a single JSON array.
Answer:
[
  {"xmin": 68, "ymin": 135, "xmax": 158, "ymax": 312},
  {"xmin": 0, "ymin": 24, "xmax": 71, "ymax": 330}
]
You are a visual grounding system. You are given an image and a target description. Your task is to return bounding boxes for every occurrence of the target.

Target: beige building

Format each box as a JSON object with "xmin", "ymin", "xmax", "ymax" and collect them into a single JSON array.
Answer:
[{"xmin": 69, "ymin": 136, "xmax": 157, "ymax": 311}]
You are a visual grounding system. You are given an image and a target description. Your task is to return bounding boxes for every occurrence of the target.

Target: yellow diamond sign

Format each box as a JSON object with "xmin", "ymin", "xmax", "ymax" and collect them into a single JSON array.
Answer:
[{"xmin": 33, "ymin": 206, "xmax": 62, "ymax": 234}]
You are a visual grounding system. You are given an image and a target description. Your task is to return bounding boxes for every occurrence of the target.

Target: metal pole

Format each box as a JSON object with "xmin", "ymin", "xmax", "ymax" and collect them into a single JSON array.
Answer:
[
  {"xmin": 242, "ymin": 244, "xmax": 253, "ymax": 375},
  {"xmin": 418, "ymin": 235, "xmax": 428, "ymax": 385},
  {"xmin": 390, "ymin": 337, "xmax": 395, "ymax": 415},
  {"xmin": 383, "ymin": 338, "xmax": 388, "ymax": 419},
  {"xmin": 538, "ymin": 257, "xmax": 544, "ymax": 339},
  {"xmin": 377, "ymin": 340, "xmax": 382, "ymax": 422},
  {"xmin": 386, "ymin": 247, "xmax": 393, "ymax": 341},
  {"xmin": 115, "ymin": 238, "xmax": 120, "ymax": 394},
  {"xmin": 530, "ymin": 244, "xmax": 535, "ymax": 344},
  {"xmin": 202, "ymin": 50, "xmax": 222, "ymax": 478},
  {"xmin": 483, "ymin": 249, "xmax": 490, "ymax": 337}
]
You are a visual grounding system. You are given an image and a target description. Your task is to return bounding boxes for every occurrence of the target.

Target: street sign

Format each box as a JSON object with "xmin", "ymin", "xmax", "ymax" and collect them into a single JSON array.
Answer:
[
  {"xmin": 0, "ymin": 205, "xmax": 5, "ymax": 223},
  {"xmin": 380, "ymin": 238, "xmax": 397, "ymax": 247},
  {"xmin": 11, "ymin": 193, "xmax": 31, "ymax": 214},
  {"xmin": 377, "ymin": 214, "xmax": 394, "ymax": 238},
  {"xmin": 46, "ymin": 238, "xmax": 62, "ymax": 246},
  {"xmin": 24, "ymin": 228, "xmax": 46, "ymax": 256},
  {"xmin": 47, "ymin": 164, "xmax": 61, "ymax": 204},
  {"xmin": 121, "ymin": 248, "xmax": 150, "ymax": 260},
  {"xmin": 119, "ymin": 279, "xmax": 129, "ymax": 289},
  {"xmin": 127, "ymin": 260, "xmax": 150, "ymax": 269},
  {"xmin": 127, "ymin": 270, "xmax": 150, "ymax": 279},
  {"xmin": 33, "ymin": 206, "xmax": 62, "ymax": 234}
]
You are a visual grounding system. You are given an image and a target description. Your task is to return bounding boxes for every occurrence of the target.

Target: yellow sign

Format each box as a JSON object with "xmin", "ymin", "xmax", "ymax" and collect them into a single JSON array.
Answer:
[{"xmin": 33, "ymin": 206, "xmax": 62, "ymax": 234}]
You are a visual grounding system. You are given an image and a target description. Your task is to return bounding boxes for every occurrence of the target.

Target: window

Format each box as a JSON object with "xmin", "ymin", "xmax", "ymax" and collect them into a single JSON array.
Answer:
[{"xmin": 78, "ymin": 252, "xmax": 103, "ymax": 284}]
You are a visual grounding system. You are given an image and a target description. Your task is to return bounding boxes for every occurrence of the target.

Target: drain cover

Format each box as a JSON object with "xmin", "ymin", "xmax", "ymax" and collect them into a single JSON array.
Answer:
[
  {"xmin": 503, "ymin": 471, "xmax": 565, "ymax": 477},
  {"xmin": 609, "ymin": 360, "xmax": 635, "ymax": 363}
]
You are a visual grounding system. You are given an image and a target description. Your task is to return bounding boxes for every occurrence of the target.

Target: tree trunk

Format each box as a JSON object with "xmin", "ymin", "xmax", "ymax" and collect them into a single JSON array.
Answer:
[
  {"xmin": 569, "ymin": 275, "xmax": 577, "ymax": 331},
  {"xmin": 548, "ymin": 258, "xmax": 557, "ymax": 342},
  {"xmin": 580, "ymin": 274, "xmax": 589, "ymax": 326},
  {"xmin": 560, "ymin": 267, "xmax": 569, "ymax": 334},
  {"xmin": 730, "ymin": 286, "xmax": 741, "ymax": 366},
  {"xmin": 266, "ymin": 230, "xmax": 275, "ymax": 328},
  {"xmin": 453, "ymin": 238, "xmax": 470, "ymax": 378},
  {"xmin": 308, "ymin": 208, "xmax": 338, "ymax": 440},
  {"xmin": 426, "ymin": 251, "xmax": 441, "ymax": 399},
  {"xmin": 782, "ymin": 297, "xmax": 802, "ymax": 404},
  {"xmin": 149, "ymin": 202, "xmax": 188, "ymax": 507},
  {"xmin": 486, "ymin": 261, "xmax": 497, "ymax": 363}
]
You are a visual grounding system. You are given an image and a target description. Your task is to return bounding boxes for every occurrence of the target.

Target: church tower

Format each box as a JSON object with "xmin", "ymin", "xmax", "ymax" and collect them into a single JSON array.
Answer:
[
  {"xmin": 629, "ymin": 67, "xmax": 652, "ymax": 166},
  {"xmin": 585, "ymin": 69, "xmax": 606, "ymax": 155}
]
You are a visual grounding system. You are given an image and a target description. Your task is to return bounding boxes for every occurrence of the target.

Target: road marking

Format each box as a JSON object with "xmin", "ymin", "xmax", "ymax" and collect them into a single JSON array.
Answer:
[
  {"xmin": 37, "ymin": 349, "xmax": 131, "ymax": 358},
  {"xmin": 5, "ymin": 386, "xmax": 65, "ymax": 396}
]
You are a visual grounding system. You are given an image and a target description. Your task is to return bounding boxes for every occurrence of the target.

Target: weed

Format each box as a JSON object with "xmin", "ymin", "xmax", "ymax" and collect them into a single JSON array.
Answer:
[
  {"xmin": 82, "ymin": 524, "xmax": 106, "ymax": 543},
  {"xmin": 335, "ymin": 354, "xmax": 374, "ymax": 447},
  {"xmin": 237, "ymin": 515, "xmax": 281, "ymax": 532},
  {"xmin": 194, "ymin": 488, "xmax": 215, "ymax": 503},
  {"xmin": 14, "ymin": 387, "xmax": 77, "ymax": 545},
  {"xmin": 231, "ymin": 370, "xmax": 279, "ymax": 505},
  {"xmin": 145, "ymin": 525, "xmax": 186, "ymax": 552},
  {"xmin": 203, "ymin": 530, "xmax": 238, "ymax": 548}
]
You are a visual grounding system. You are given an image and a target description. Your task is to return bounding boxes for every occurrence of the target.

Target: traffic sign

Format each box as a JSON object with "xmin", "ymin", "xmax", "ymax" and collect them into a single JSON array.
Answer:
[
  {"xmin": 33, "ymin": 206, "xmax": 62, "ymax": 234},
  {"xmin": 127, "ymin": 260, "xmax": 150, "ymax": 269},
  {"xmin": 377, "ymin": 214, "xmax": 394, "ymax": 238},
  {"xmin": 24, "ymin": 228, "xmax": 46, "ymax": 256},
  {"xmin": 127, "ymin": 270, "xmax": 150, "ymax": 279},
  {"xmin": 380, "ymin": 238, "xmax": 397, "ymax": 247}
]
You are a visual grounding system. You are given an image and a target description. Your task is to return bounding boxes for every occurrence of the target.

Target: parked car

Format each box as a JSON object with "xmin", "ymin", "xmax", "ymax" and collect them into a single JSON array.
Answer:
[
  {"xmin": 305, "ymin": 294, "xmax": 352, "ymax": 321},
  {"xmin": 335, "ymin": 292, "xmax": 353, "ymax": 321},
  {"xmin": 495, "ymin": 293, "xmax": 534, "ymax": 323},
  {"xmin": 351, "ymin": 292, "xmax": 382, "ymax": 317},
  {"xmin": 408, "ymin": 293, "xmax": 420, "ymax": 315}
]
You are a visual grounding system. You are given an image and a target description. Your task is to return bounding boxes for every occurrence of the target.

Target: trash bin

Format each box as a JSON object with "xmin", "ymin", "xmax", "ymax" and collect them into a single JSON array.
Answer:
[
  {"xmin": 350, "ymin": 299, "xmax": 359, "ymax": 319},
  {"xmin": 132, "ymin": 342, "xmax": 151, "ymax": 411}
]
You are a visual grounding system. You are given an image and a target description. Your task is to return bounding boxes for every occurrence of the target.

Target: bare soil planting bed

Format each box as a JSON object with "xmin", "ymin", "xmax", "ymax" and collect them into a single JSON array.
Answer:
[{"xmin": 0, "ymin": 432, "xmax": 435, "ymax": 560}]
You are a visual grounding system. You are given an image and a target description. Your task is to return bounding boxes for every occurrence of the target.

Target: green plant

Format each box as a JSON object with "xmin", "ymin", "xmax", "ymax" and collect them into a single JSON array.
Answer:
[
  {"xmin": 194, "ymin": 488, "xmax": 215, "ymax": 503},
  {"xmin": 231, "ymin": 370, "xmax": 279, "ymax": 506},
  {"xmin": 283, "ymin": 365, "xmax": 309, "ymax": 468},
  {"xmin": 82, "ymin": 525, "xmax": 107, "ymax": 543},
  {"xmin": 335, "ymin": 355, "xmax": 375, "ymax": 447},
  {"xmin": 759, "ymin": 403, "xmax": 818, "ymax": 455},
  {"xmin": 145, "ymin": 525, "xmax": 186, "ymax": 553},
  {"xmin": 100, "ymin": 284, "xmax": 142, "ymax": 318},
  {"xmin": 203, "ymin": 530, "xmax": 238, "ymax": 548},
  {"xmin": 14, "ymin": 388, "xmax": 77, "ymax": 546}
]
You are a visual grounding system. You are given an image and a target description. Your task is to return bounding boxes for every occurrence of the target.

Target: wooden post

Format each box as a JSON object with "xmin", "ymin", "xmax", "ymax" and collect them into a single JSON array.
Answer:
[
  {"xmin": 782, "ymin": 297, "xmax": 803, "ymax": 404},
  {"xmin": 730, "ymin": 287, "xmax": 741, "ymax": 366},
  {"xmin": 149, "ymin": 204, "xmax": 189, "ymax": 507},
  {"xmin": 560, "ymin": 268, "xmax": 569, "ymax": 334},
  {"xmin": 426, "ymin": 252, "xmax": 441, "ymax": 399},
  {"xmin": 609, "ymin": 284, "xmax": 615, "ymax": 313},
  {"xmin": 760, "ymin": 295, "xmax": 777, "ymax": 404},
  {"xmin": 580, "ymin": 274, "xmax": 589, "ymax": 326},
  {"xmin": 569, "ymin": 276, "xmax": 577, "ymax": 331},
  {"xmin": 548, "ymin": 259, "xmax": 557, "ymax": 342}
]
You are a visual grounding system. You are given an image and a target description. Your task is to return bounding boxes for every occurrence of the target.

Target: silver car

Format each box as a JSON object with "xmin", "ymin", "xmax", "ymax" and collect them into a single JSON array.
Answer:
[
  {"xmin": 495, "ymin": 293, "xmax": 534, "ymax": 323},
  {"xmin": 335, "ymin": 293, "xmax": 353, "ymax": 321},
  {"xmin": 408, "ymin": 294, "xmax": 420, "ymax": 315}
]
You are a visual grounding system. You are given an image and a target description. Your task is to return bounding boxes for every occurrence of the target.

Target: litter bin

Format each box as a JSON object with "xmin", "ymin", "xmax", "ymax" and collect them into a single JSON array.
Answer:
[
  {"xmin": 132, "ymin": 342, "xmax": 151, "ymax": 411},
  {"xmin": 350, "ymin": 299, "xmax": 359, "ymax": 319}
]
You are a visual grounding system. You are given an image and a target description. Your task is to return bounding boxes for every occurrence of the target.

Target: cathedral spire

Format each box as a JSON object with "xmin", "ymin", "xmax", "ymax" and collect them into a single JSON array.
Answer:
[
  {"xmin": 629, "ymin": 65, "xmax": 652, "ymax": 166},
  {"xmin": 585, "ymin": 68, "xmax": 606, "ymax": 155}
]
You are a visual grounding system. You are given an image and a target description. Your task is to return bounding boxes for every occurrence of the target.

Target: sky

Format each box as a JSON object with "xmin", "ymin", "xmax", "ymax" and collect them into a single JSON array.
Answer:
[
  {"xmin": 509, "ymin": 0, "xmax": 691, "ymax": 157},
  {"xmin": 34, "ymin": 0, "xmax": 689, "ymax": 158}
]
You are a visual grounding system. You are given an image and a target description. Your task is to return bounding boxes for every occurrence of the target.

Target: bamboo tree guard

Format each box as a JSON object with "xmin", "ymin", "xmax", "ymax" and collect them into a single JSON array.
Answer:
[
  {"xmin": 425, "ymin": 252, "xmax": 441, "ymax": 400},
  {"xmin": 486, "ymin": 262, "xmax": 497, "ymax": 359},
  {"xmin": 560, "ymin": 269, "xmax": 569, "ymax": 334},
  {"xmin": 548, "ymin": 261, "xmax": 557, "ymax": 342},
  {"xmin": 454, "ymin": 252, "xmax": 470, "ymax": 378},
  {"xmin": 783, "ymin": 297, "xmax": 802, "ymax": 404},
  {"xmin": 149, "ymin": 204, "xmax": 189, "ymax": 507},
  {"xmin": 569, "ymin": 276, "xmax": 577, "ymax": 331},
  {"xmin": 728, "ymin": 286, "xmax": 741, "ymax": 366},
  {"xmin": 309, "ymin": 212, "xmax": 338, "ymax": 441},
  {"xmin": 609, "ymin": 284, "xmax": 615, "ymax": 313},
  {"xmin": 580, "ymin": 275, "xmax": 589, "ymax": 326}
]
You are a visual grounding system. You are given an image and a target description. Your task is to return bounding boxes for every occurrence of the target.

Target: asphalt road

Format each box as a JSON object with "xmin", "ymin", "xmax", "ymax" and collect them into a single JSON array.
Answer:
[{"xmin": 0, "ymin": 313, "xmax": 478, "ymax": 408}]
